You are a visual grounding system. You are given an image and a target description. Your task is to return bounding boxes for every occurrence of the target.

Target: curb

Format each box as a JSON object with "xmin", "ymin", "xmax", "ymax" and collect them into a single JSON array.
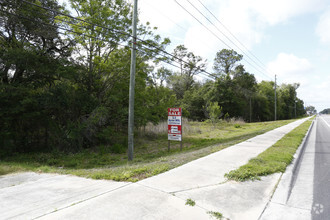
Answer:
[
  {"xmin": 258, "ymin": 117, "xmax": 315, "ymax": 219},
  {"xmin": 286, "ymin": 118, "xmax": 315, "ymax": 202}
]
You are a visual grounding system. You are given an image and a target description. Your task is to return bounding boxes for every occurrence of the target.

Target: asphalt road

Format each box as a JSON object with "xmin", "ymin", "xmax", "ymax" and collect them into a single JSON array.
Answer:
[
  {"xmin": 312, "ymin": 115, "xmax": 330, "ymax": 220},
  {"xmin": 261, "ymin": 116, "xmax": 330, "ymax": 220}
]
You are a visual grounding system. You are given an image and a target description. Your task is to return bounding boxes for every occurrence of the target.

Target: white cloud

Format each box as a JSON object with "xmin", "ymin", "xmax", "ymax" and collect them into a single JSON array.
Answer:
[
  {"xmin": 251, "ymin": 0, "xmax": 326, "ymax": 25},
  {"xmin": 267, "ymin": 53, "xmax": 313, "ymax": 84},
  {"xmin": 139, "ymin": 0, "xmax": 327, "ymax": 58},
  {"xmin": 316, "ymin": 7, "xmax": 330, "ymax": 45},
  {"xmin": 139, "ymin": 0, "xmax": 192, "ymax": 33},
  {"xmin": 266, "ymin": 53, "xmax": 329, "ymax": 110}
]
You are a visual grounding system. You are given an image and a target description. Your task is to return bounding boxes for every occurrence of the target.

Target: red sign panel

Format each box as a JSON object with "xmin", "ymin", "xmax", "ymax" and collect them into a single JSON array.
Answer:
[
  {"xmin": 168, "ymin": 108, "xmax": 182, "ymax": 116},
  {"xmin": 168, "ymin": 108, "xmax": 182, "ymax": 141}
]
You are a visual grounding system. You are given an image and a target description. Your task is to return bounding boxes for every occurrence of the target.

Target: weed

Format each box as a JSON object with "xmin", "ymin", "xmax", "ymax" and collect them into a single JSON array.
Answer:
[
  {"xmin": 225, "ymin": 118, "xmax": 313, "ymax": 181},
  {"xmin": 207, "ymin": 211, "xmax": 224, "ymax": 219},
  {"xmin": 185, "ymin": 198, "xmax": 196, "ymax": 206},
  {"xmin": 234, "ymin": 124, "xmax": 241, "ymax": 128},
  {"xmin": 0, "ymin": 118, "xmax": 300, "ymax": 182}
]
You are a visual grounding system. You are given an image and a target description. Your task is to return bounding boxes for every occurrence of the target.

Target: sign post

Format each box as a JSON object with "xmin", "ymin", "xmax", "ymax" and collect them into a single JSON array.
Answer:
[{"xmin": 168, "ymin": 108, "xmax": 182, "ymax": 151}]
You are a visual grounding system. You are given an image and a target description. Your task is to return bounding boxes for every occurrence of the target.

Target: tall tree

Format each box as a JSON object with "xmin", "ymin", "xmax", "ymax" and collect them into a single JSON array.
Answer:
[
  {"xmin": 168, "ymin": 45, "xmax": 206, "ymax": 99},
  {"xmin": 213, "ymin": 49, "xmax": 243, "ymax": 76},
  {"xmin": 0, "ymin": 0, "xmax": 75, "ymax": 153},
  {"xmin": 0, "ymin": 0, "xmax": 72, "ymax": 84}
]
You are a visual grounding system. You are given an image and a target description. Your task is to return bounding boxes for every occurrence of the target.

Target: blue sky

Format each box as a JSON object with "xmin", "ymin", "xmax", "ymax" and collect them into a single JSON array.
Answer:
[{"xmin": 139, "ymin": 0, "xmax": 330, "ymax": 112}]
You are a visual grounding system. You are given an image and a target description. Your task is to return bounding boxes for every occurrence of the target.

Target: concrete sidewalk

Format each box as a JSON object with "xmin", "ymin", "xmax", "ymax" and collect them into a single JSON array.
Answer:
[{"xmin": 0, "ymin": 118, "xmax": 310, "ymax": 220}]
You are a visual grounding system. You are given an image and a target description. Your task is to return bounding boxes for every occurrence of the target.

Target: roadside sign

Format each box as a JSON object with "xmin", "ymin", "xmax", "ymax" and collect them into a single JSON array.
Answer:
[{"xmin": 168, "ymin": 108, "xmax": 182, "ymax": 141}]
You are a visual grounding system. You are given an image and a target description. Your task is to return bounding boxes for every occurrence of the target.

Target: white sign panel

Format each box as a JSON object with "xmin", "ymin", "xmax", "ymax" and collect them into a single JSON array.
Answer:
[
  {"xmin": 168, "ymin": 134, "xmax": 182, "ymax": 141},
  {"xmin": 168, "ymin": 116, "xmax": 182, "ymax": 125}
]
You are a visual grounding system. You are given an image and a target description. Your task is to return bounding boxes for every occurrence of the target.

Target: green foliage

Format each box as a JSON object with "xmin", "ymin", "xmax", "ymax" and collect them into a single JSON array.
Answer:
[
  {"xmin": 207, "ymin": 102, "xmax": 222, "ymax": 125},
  {"xmin": 234, "ymin": 124, "xmax": 241, "ymax": 128},
  {"xmin": 207, "ymin": 211, "xmax": 224, "ymax": 220},
  {"xmin": 0, "ymin": 119, "xmax": 296, "ymax": 181},
  {"xmin": 225, "ymin": 118, "xmax": 313, "ymax": 181},
  {"xmin": 320, "ymin": 108, "xmax": 330, "ymax": 114},
  {"xmin": 213, "ymin": 49, "xmax": 243, "ymax": 75},
  {"xmin": 224, "ymin": 113, "xmax": 230, "ymax": 122},
  {"xmin": 0, "ymin": 0, "xmax": 306, "ymax": 159},
  {"xmin": 185, "ymin": 199, "xmax": 196, "ymax": 206}
]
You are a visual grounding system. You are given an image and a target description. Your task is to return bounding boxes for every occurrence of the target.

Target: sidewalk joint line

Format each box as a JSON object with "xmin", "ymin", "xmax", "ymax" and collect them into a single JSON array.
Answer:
[{"xmin": 33, "ymin": 182, "xmax": 133, "ymax": 219}]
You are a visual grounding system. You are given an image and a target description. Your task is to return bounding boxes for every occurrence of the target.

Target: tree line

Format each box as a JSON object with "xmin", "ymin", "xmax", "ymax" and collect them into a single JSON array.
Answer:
[{"xmin": 0, "ymin": 0, "xmax": 306, "ymax": 155}]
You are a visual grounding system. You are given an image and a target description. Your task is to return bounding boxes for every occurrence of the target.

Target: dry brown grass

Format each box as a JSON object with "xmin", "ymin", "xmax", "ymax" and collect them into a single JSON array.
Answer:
[{"xmin": 139, "ymin": 118, "xmax": 202, "ymax": 136}]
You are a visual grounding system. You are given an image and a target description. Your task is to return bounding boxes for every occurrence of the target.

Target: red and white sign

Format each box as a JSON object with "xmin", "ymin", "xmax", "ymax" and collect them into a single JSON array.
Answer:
[{"xmin": 168, "ymin": 108, "xmax": 182, "ymax": 141}]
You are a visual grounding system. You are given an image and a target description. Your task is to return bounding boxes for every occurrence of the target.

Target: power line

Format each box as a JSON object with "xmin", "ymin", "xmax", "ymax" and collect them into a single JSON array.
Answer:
[
  {"xmin": 18, "ymin": 0, "xmax": 274, "ymax": 85},
  {"xmin": 4, "ymin": 10, "xmax": 274, "ymax": 108},
  {"xmin": 195, "ymin": 0, "xmax": 276, "ymax": 77},
  {"xmin": 20, "ymin": 0, "xmax": 216, "ymax": 80},
  {"xmin": 174, "ymin": 0, "xmax": 272, "ymax": 80},
  {"xmin": 185, "ymin": 0, "xmax": 272, "ymax": 80},
  {"xmin": 173, "ymin": 0, "xmax": 232, "ymax": 49},
  {"xmin": 2, "ymin": 8, "xmax": 215, "ymax": 82},
  {"xmin": 142, "ymin": 1, "xmax": 219, "ymax": 55}
]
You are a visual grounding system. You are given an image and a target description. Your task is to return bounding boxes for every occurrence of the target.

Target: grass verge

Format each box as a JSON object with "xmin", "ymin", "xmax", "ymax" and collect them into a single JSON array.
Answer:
[
  {"xmin": 225, "ymin": 117, "xmax": 314, "ymax": 181},
  {"xmin": 0, "ymin": 119, "xmax": 300, "ymax": 182}
]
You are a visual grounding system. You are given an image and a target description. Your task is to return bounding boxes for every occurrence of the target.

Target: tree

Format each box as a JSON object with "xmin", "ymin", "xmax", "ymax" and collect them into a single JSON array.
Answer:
[
  {"xmin": 207, "ymin": 102, "xmax": 222, "ymax": 125},
  {"xmin": 0, "ymin": 0, "xmax": 76, "ymax": 153},
  {"xmin": 212, "ymin": 74, "xmax": 241, "ymax": 118},
  {"xmin": 213, "ymin": 49, "xmax": 243, "ymax": 76},
  {"xmin": 306, "ymin": 106, "xmax": 317, "ymax": 115},
  {"xmin": 255, "ymin": 81, "xmax": 275, "ymax": 121},
  {"xmin": 168, "ymin": 45, "xmax": 206, "ymax": 99},
  {"xmin": 0, "ymin": 0, "xmax": 72, "ymax": 84}
]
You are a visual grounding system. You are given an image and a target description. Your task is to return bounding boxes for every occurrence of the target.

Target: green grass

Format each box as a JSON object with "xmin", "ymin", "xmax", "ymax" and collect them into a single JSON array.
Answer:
[
  {"xmin": 225, "ymin": 117, "xmax": 314, "ymax": 181},
  {"xmin": 0, "ymin": 118, "xmax": 300, "ymax": 181}
]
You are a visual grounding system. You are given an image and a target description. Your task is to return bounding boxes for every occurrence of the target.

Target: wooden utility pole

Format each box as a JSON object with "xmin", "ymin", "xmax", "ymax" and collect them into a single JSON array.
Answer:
[{"xmin": 128, "ymin": 0, "xmax": 138, "ymax": 161}]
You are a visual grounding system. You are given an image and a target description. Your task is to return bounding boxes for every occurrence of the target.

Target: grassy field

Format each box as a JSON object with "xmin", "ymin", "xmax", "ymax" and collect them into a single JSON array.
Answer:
[
  {"xmin": 0, "ymin": 118, "xmax": 300, "ymax": 182},
  {"xmin": 225, "ymin": 117, "xmax": 314, "ymax": 181}
]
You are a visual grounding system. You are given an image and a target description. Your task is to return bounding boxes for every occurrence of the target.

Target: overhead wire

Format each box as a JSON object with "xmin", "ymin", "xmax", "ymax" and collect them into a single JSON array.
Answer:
[
  {"xmin": 174, "ymin": 0, "xmax": 272, "ymax": 81},
  {"xmin": 20, "ymin": 0, "xmax": 215, "ymax": 80},
  {"xmin": 196, "ymin": 0, "xmax": 274, "ymax": 75},
  {"xmin": 13, "ymin": 0, "xmax": 274, "ymax": 90},
  {"xmin": 2, "ymin": 1, "xmax": 302, "ymax": 117},
  {"xmin": 2, "ymin": 6, "xmax": 215, "ymax": 82},
  {"xmin": 185, "ymin": 0, "xmax": 273, "ymax": 80},
  {"xmin": 142, "ymin": 1, "xmax": 220, "ymax": 56}
]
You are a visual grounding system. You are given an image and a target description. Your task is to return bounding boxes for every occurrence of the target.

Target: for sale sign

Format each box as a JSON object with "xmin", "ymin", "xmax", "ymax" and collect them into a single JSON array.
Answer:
[{"xmin": 168, "ymin": 108, "xmax": 182, "ymax": 141}]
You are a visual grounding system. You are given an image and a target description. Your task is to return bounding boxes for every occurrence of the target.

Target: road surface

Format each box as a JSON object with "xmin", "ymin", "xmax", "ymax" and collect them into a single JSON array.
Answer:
[
  {"xmin": 261, "ymin": 115, "xmax": 330, "ymax": 220},
  {"xmin": 312, "ymin": 115, "xmax": 330, "ymax": 219}
]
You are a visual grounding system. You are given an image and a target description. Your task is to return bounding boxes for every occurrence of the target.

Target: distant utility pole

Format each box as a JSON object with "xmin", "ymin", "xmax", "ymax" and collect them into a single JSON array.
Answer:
[
  {"xmin": 294, "ymin": 100, "xmax": 297, "ymax": 118},
  {"xmin": 274, "ymin": 75, "xmax": 277, "ymax": 121},
  {"xmin": 128, "ymin": 0, "xmax": 138, "ymax": 161},
  {"xmin": 249, "ymin": 96, "xmax": 252, "ymax": 123}
]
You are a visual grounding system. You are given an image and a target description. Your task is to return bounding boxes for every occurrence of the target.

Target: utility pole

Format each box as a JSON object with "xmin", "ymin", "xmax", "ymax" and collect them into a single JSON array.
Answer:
[
  {"xmin": 128, "ymin": 0, "xmax": 138, "ymax": 161},
  {"xmin": 249, "ymin": 96, "xmax": 252, "ymax": 123},
  {"xmin": 274, "ymin": 75, "xmax": 277, "ymax": 121}
]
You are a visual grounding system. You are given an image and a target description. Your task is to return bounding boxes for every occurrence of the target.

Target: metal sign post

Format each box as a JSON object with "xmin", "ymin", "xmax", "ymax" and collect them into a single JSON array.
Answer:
[{"xmin": 168, "ymin": 108, "xmax": 182, "ymax": 151}]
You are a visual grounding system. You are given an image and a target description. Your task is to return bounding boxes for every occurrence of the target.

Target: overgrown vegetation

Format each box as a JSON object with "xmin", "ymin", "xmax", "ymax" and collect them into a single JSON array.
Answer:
[
  {"xmin": 0, "ymin": 119, "xmax": 297, "ymax": 181},
  {"xmin": 225, "ymin": 117, "xmax": 314, "ymax": 181},
  {"xmin": 0, "ymin": 0, "xmax": 308, "ymax": 157}
]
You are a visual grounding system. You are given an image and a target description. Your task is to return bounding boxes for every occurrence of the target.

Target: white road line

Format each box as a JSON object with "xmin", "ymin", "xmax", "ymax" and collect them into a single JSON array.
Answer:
[{"xmin": 320, "ymin": 116, "xmax": 330, "ymax": 128}]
